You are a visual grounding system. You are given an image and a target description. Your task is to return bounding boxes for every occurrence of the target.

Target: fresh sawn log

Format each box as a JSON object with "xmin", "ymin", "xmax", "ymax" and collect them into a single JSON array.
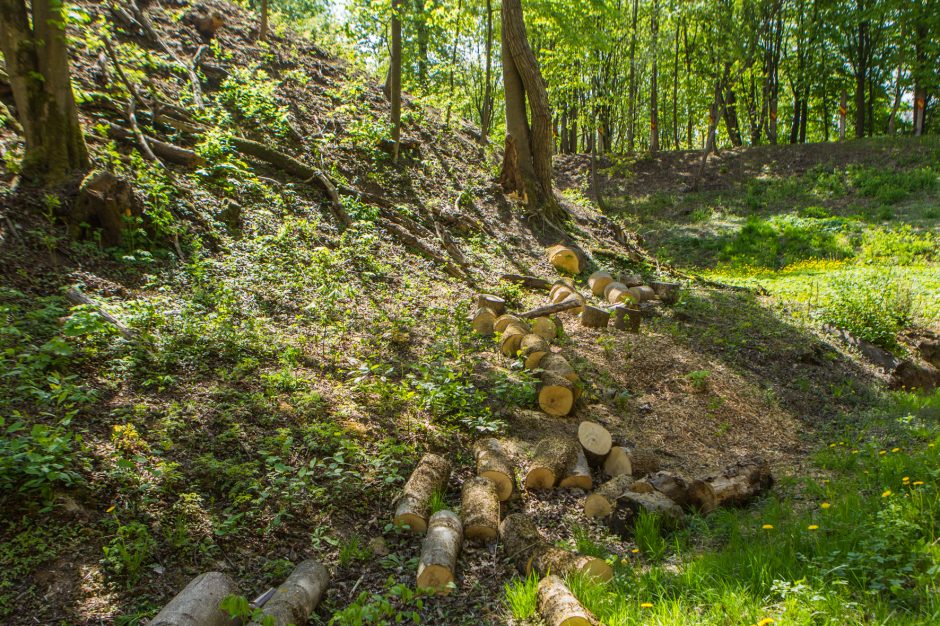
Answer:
[
  {"xmin": 520, "ymin": 334, "xmax": 550, "ymax": 369},
  {"xmin": 471, "ymin": 306, "xmax": 497, "ymax": 335},
  {"xmin": 500, "ymin": 514, "xmax": 612, "ymax": 582},
  {"xmin": 547, "ymin": 244, "xmax": 581, "ymax": 274},
  {"xmin": 149, "ymin": 571, "xmax": 239, "ymax": 626},
  {"xmin": 583, "ymin": 474, "xmax": 636, "ymax": 518},
  {"xmin": 557, "ymin": 449, "xmax": 593, "ymax": 490},
  {"xmin": 461, "ymin": 477, "xmax": 500, "ymax": 542},
  {"xmin": 474, "ymin": 438, "xmax": 515, "ymax": 501},
  {"xmin": 603, "ymin": 446, "xmax": 632, "ymax": 477},
  {"xmin": 417, "ymin": 510, "xmax": 463, "ymax": 594},
  {"xmin": 394, "ymin": 453, "xmax": 452, "ymax": 532},
  {"xmin": 525, "ymin": 436, "xmax": 579, "ymax": 490},
  {"xmin": 249, "ymin": 560, "xmax": 329, "ymax": 626},
  {"xmin": 587, "ymin": 270, "xmax": 613, "ymax": 297},
  {"xmin": 531, "ymin": 316, "xmax": 557, "ymax": 341},
  {"xmin": 577, "ymin": 421, "xmax": 613, "ymax": 466},
  {"xmin": 537, "ymin": 575, "xmax": 597, "ymax": 626},
  {"xmin": 538, "ymin": 372, "xmax": 575, "ymax": 417}
]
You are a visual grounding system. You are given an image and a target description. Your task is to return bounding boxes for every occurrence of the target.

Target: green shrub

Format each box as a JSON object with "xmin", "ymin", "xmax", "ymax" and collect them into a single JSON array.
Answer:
[
  {"xmin": 816, "ymin": 273, "xmax": 915, "ymax": 351},
  {"xmin": 101, "ymin": 520, "xmax": 156, "ymax": 586},
  {"xmin": 0, "ymin": 417, "xmax": 82, "ymax": 499},
  {"xmin": 720, "ymin": 216, "xmax": 853, "ymax": 269},
  {"xmin": 860, "ymin": 227, "xmax": 938, "ymax": 265}
]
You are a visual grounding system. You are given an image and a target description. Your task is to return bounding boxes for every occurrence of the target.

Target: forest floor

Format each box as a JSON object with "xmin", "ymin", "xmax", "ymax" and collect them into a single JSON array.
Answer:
[{"xmin": 0, "ymin": 1, "xmax": 938, "ymax": 625}]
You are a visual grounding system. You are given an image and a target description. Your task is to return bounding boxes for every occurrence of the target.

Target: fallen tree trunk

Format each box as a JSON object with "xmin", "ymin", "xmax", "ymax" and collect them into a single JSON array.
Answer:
[
  {"xmin": 394, "ymin": 453, "xmax": 452, "ymax": 532},
  {"xmin": 518, "ymin": 299, "xmax": 582, "ymax": 319},
  {"xmin": 461, "ymin": 477, "xmax": 500, "ymax": 542},
  {"xmin": 107, "ymin": 123, "xmax": 201, "ymax": 166},
  {"xmin": 578, "ymin": 421, "xmax": 612, "ymax": 466},
  {"xmin": 705, "ymin": 457, "xmax": 773, "ymax": 508},
  {"xmin": 525, "ymin": 437, "xmax": 578, "ymax": 489},
  {"xmin": 474, "ymin": 438, "xmax": 515, "ymax": 501},
  {"xmin": 417, "ymin": 510, "xmax": 463, "ymax": 594},
  {"xmin": 557, "ymin": 449, "xmax": 592, "ymax": 490},
  {"xmin": 537, "ymin": 575, "xmax": 597, "ymax": 626},
  {"xmin": 603, "ymin": 446, "xmax": 632, "ymax": 477},
  {"xmin": 588, "ymin": 270, "xmax": 613, "ymax": 297},
  {"xmin": 500, "ymin": 514, "xmax": 612, "ymax": 582},
  {"xmin": 500, "ymin": 274, "xmax": 551, "ymax": 290},
  {"xmin": 249, "ymin": 560, "xmax": 329, "ymax": 626},
  {"xmin": 150, "ymin": 572, "xmax": 239, "ymax": 626},
  {"xmin": 520, "ymin": 334, "xmax": 550, "ymax": 369}
]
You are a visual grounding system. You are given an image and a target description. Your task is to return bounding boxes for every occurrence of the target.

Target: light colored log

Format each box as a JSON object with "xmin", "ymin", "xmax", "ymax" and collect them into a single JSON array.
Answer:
[
  {"xmin": 628, "ymin": 285, "xmax": 656, "ymax": 303},
  {"xmin": 532, "ymin": 547, "xmax": 613, "ymax": 582},
  {"xmin": 393, "ymin": 453, "xmax": 452, "ymax": 532},
  {"xmin": 537, "ymin": 575, "xmax": 597, "ymax": 626},
  {"xmin": 150, "ymin": 572, "xmax": 239, "ymax": 626},
  {"xmin": 547, "ymin": 245, "xmax": 581, "ymax": 274},
  {"xmin": 603, "ymin": 446, "xmax": 632, "ymax": 477},
  {"xmin": 500, "ymin": 322, "xmax": 528, "ymax": 357},
  {"xmin": 537, "ymin": 372, "xmax": 575, "ymax": 417},
  {"xmin": 578, "ymin": 421, "xmax": 612, "ymax": 466},
  {"xmin": 630, "ymin": 449, "xmax": 660, "ymax": 478},
  {"xmin": 531, "ymin": 316, "xmax": 557, "ymax": 342},
  {"xmin": 494, "ymin": 314, "xmax": 526, "ymax": 333},
  {"xmin": 249, "ymin": 560, "xmax": 329, "ymax": 626},
  {"xmin": 499, "ymin": 514, "xmax": 611, "ymax": 583},
  {"xmin": 520, "ymin": 334, "xmax": 550, "ymax": 369},
  {"xmin": 540, "ymin": 354, "xmax": 578, "ymax": 383},
  {"xmin": 416, "ymin": 510, "xmax": 463, "ymax": 594},
  {"xmin": 584, "ymin": 474, "xmax": 636, "ymax": 518},
  {"xmin": 525, "ymin": 437, "xmax": 578, "ymax": 490},
  {"xmin": 587, "ymin": 271, "xmax": 613, "ymax": 297},
  {"xmin": 604, "ymin": 282, "xmax": 637, "ymax": 305},
  {"xmin": 473, "ymin": 438, "xmax": 514, "ymax": 501},
  {"xmin": 460, "ymin": 477, "xmax": 499, "ymax": 542},
  {"xmin": 558, "ymin": 449, "xmax": 592, "ymax": 490},
  {"xmin": 550, "ymin": 278, "xmax": 575, "ymax": 299},
  {"xmin": 706, "ymin": 457, "xmax": 773, "ymax": 508},
  {"xmin": 471, "ymin": 306, "xmax": 497, "ymax": 335},
  {"xmin": 475, "ymin": 294, "xmax": 506, "ymax": 315}
]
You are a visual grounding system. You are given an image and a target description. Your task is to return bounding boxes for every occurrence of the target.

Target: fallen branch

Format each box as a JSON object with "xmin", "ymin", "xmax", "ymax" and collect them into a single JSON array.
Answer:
[
  {"xmin": 107, "ymin": 123, "xmax": 201, "ymax": 165},
  {"xmin": 500, "ymin": 274, "xmax": 551, "ymax": 291},
  {"xmin": 379, "ymin": 219, "xmax": 464, "ymax": 279},
  {"xmin": 65, "ymin": 288, "xmax": 136, "ymax": 340},
  {"xmin": 517, "ymin": 299, "xmax": 582, "ymax": 319}
]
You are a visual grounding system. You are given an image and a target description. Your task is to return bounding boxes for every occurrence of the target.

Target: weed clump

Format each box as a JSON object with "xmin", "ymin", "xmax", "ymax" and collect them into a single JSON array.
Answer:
[{"xmin": 816, "ymin": 273, "xmax": 915, "ymax": 351}]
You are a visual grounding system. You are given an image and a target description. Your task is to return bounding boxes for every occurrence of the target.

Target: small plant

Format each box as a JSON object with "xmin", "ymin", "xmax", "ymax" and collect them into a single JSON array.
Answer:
[
  {"xmin": 633, "ymin": 511, "xmax": 668, "ymax": 562},
  {"xmin": 687, "ymin": 370, "xmax": 711, "ymax": 393},
  {"xmin": 816, "ymin": 273, "xmax": 915, "ymax": 351},
  {"xmin": 503, "ymin": 573, "xmax": 539, "ymax": 620},
  {"xmin": 101, "ymin": 519, "xmax": 156, "ymax": 587}
]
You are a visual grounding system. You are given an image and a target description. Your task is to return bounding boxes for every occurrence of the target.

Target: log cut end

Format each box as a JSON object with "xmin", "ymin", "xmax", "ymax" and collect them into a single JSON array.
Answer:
[
  {"xmin": 588, "ymin": 270, "xmax": 613, "ymax": 297},
  {"xmin": 538, "ymin": 373, "xmax": 575, "ymax": 416},
  {"xmin": 524, "ymin": 466, "xmax": 556, "ymax": 490},
  {"xmin": 603, "ymin": 446, "xmax": 632, "ymax": 477},
  {"xmin": 532, "ymin": 316, "xmax": 557, "ymax": 341},
  {"xmin": 537, "ymin": 575, "xmax": 596, "ymax": 626},
  {"xmin": 417, "ymin": 510, "xmax": 463, "ymax": 595},
  {"xmin": 547, "ymin": 245, "xmax": 582, "ymax": 274}
]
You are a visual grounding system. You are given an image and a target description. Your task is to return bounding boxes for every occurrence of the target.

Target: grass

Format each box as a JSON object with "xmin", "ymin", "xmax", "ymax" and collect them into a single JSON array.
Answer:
[{"xmin": 504, "ymin": 391, "xmax": 940, "ymax": 625}]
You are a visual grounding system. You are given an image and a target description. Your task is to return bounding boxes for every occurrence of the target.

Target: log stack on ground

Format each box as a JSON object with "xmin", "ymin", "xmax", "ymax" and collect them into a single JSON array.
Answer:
[
  {"xmin": 580, "ymin": 305, "xmax": 610, "ymax": 328},
  {"xmin": 619, "ymin": 273, "xmax": 644, "ymax": 287},
  {"xmin": 639, "ymin": 471, "xmax": 717, "ymax": 513},
  {"xmin": 588, "ymin": 270, "xmax": 613, "ymax": 297},
  {"xmin": 494, "ymin": 314, "xmax": 525, "ymax": 333},
  {"xmin": 630, "ymin": 449, "xmax": 660, "ymax": 477},
  {"xmin": 473, "ymin": 438, "xmax": 515, "ymax": 501},
  {"xmin": 547, "ymin": 244, "xmax": 581, "ymax": 274},
  {"xmin": 525, "ymin": 436, "xmax": 579, "ymax": 490},
  {"xmin": 149, "ymin": 572, "xmax": 240, "ymax": 626},
  {"xmin": 628, "ymin": 285, "xmax": 656, "ymax": 303},
  {"xmin": 550, "ymin": 284, "xmax": 585, "ymax": 315},
  {"xmin": 538, "ymin": 372, "xmax": 575, "ymax": 416},
  {"xmin": 249, "ymin": 561, "xmax": 329, "ymax": 626},
  {"xmin": 557, "ymin": 450, "xmax": 593, "ymax": 490},
  {"xmin": 416, "ymin": 510, "xmax": 463, "ymax": 594},
  {"xmin": 460, "ymin": 477, "xmax": 500, "ymax": 542},
  {"xmin": 531, "ymin": 316, "xmax": 557, "ymax": 341},
  {"xmin": 705, "ymin": 457, "xmax": 773, "ymax": 507},
  {"xmin": 393, "ymin": 453, "xmax": 452, "ymax": 532},
  {"xmin": 499, "ymin": 320, "xmax": 529, "ymax": 357},
  {"xmin": 603, "ymin": 446, "xmax": 632, "ymax": 477},
  {"xmin": 499, "ymin": 514, "xmax": 613, "ymax": 582},
  {"xmin": 471, "ymin": 306, "xmax": 497, "ymax": 335},
  {"xmin": 538, "ymin": 575, "xmax": 597, "ymax": 626},
  {"xmin": 607, "ymin": 489, "xmax": 685, "ymax": 535},
  {"xmin": 475, "ymin": 294, "xmax": 506, "ymax": 315},
  {"xmin": 578, "ymin": 421, "xmax": 613, "ymax": 466},
  {"xmin": 520, "ymin": 334, "xmax": 550, "ymax": 369}
]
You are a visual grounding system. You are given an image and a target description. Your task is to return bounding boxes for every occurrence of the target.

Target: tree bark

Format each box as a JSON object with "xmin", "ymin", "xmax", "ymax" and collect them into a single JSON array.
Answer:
[
  {"xmin": 500, "ymin": 0, "xmax": 564, "ymax": 222},
  {"xmin": 390, "ymin": 0, "xmax": 403, "ymax": 163},
  {"xmin": 839, "ymin": 88, "xmax": 847, "ymax": 141},
  {"xmin": 479, "ymin": 0, "xmax": 495, "ymax": 142},
  {"xmin": 0, "ymin": 0, "xmax": 89, "ymax": 184},
  {"xmin": 626, "ymin": 0, "xmax": 639, "ymax": 152},
  {"xmin": 259, "ymin": 0, "xmax": 269, "ymax": 41},
  {"xmin": 649, "ymin": 0, "xmax": 659, "ymax": 152}
]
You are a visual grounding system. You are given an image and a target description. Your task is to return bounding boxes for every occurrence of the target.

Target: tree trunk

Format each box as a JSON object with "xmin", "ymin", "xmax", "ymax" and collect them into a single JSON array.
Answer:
[
  {"xmin": 649, "ymin": 0, "xmax": 659, "ymax": 152},
  {"xmin": 390, "ymin": 0, "xmax": 403, "ymax": 164},
  {"xmin": 626, "ymin": 0, "xmax": 639, "ymax": 152},
  {"xmin": 480, "ymin": 0, "xmax": 495, "ymax": 142},
  {"xmin": 672, "ymin": 24, "xmax": 680, "ymax": 149},
  {"xmin": 854, "ymin": 13, "xmax": 868, "ymax": 138},
  {"xmin": 259, "ymin": 0, "xmax": 269, "ymax": 41},
  {"xmin": 913, "ymin": 21, "xmax": 927, "ymax": 137},
  {"xmin": 0, "ymin": 0, "xmax": 89, "ymax": 184},
  {"xmin": 887, "ymin": 65, "xmax": 902, "ymax": 135},
  {"xmin": 839, "ymin": 88, "xmax": 847, "ymax": 141}
]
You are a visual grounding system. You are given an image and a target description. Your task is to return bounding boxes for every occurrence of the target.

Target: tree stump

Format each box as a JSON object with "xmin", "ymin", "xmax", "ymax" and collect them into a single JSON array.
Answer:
[
  {"xmin": 580, "ymin": 305, "xmax": 610, "ymax": 328},
  {"xmin": 394, "ymin": 453, "xmax": 452, "ymax": 532},
  {"xmin": 416, "ymin": 510, "xmax": 463, "ymax": 594},
  {"xmin": 70, "ymin": 170, "xmax": 139, "ymax": 246},
  {"xmin": 612, "ymin": 305, "xmax": 641, "ymax": 332},
  {"xmin": 650, "ymin": 281, "xmax": 680, "ymax": 304}
]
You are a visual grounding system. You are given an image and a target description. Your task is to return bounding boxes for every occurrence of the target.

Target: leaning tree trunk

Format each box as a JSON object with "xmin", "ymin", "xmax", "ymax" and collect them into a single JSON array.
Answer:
[
  {"xmin": 0, "ymin": 0, "xmax": 89, "ymax": 184},
  {"xmin": 499, "ymin": 0, "xmax": 565, "ymax": 223},
  {"xmin": 390, "ymin": 0, "xmax": 403, "ymax": 163},
  {"xmin": 259, "ymin": 0, "xmax": 269, "ymax": 40}
]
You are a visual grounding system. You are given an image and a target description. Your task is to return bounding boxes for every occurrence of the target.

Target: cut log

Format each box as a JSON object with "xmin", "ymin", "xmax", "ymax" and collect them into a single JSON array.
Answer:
[
  {"xmin": 604, "ymin": 282, "xmax": 637, "ymax": 305},
  {"xmin": 619, "ymin": 273, "xmax": 644, "ymax": 287},
  {"xmin": 650, "ymin": 281, "xmax": 680, "ymax": 304},
  {"xmin": 500, "ymin": 323, "xmax": 529, "ymax": 357},
  {"xmin": 518, "ymin": 299, "xmax": 582, "ymax": 319},
  {"xmin": 551, "ymin": 285, "xmax": 574, "ymax": 304},
  {"xmin": 603, "ymin": 446, "xmax": 632, "ymax": 477},
  {"xmin": 642, "ymin": 471, "xmax": 716, "ymax": 513},
  {"xmin": 587, "ymin": 271, "xmax": 613, "ymax": 297},
  {"xmin": 499, "ymin": 514, "xmax": 611, "ymax": 582},
  {"xmin": 630, "ymin": 449, "xmax": 660, "ymax": 478},
  {"xmin": 612, "ymin": 305, "xmax": 641, "ymax": 333},
  {"xmin": 474, "ymin": 438, "xmax": 514, "ymax": 501},
  {"xmin": 476, "ymin": 294, "xmax": 506, "ymax": 315},
  {"xmin": 149, "ymin": 572, "xmax": 239, "ymax": 626},
  {"xmin": 393, "ymin": 453, "xmax": 452, "ymax": 532},
  {"xmin": 416, "ymin": 510, "xmax": 463, "ymax": 594},
  {"xmin": 520, "ymin": 334, "xmax": 550, "ymax": 369},
  {"xmin": 471, "ymin": 306, "xmax": 497, "ymax": 336},
  {"xmin": 494, "ymin": 314, "xmax": 526, "ymax": 333},
  {"xmin": 558, "ymin": 449, "xmax": 592, "ymax": 490},
  {"xmin": 531, "ymin": 316, "xmax": 557, "ymax": 342},
  {"xmin": 547, "ymin": 244, "xmax": 581, "ymax": 274},
  {"xmin": 249, "ymin": 561, "xmax": 329, "ymax": 626},
  {"xmin": 607, "ymin": 490, "xmax": 684, "ymax": 536},
  {"xmin": 537, "ymin": 575, "xmax": 596, "ymax": 626},
  {"xmin": 501, "ymin": 274, "xmax": 551, "ymax": 291},
  {"xmin": 705, "ymin": 457, "xmax": 773, "ymax": 508},
  {"xmin": 578, "ymin": 421, "xmax": 612, "ymax": 466},
  {"xmin": 525, "ymin": 437, "xmax": 579, "ymax": 490},
  {"xmin": 550, "ymin": 278, "xmax": 576, "ymax": 299},
  {"xmin": 628, "ymin": 285, "xmax": 656, "ymax": 303},
  {"xmin": 460, "ymin": 477, "xmax": 499, "ymax": 542},
  {"xmin": 580, "ymin": 305, "xmax": 610, "ymax": 328},
  {"xmin": 584, "ymin": 474, "xmax": 636, "ymax": 518},
  {"xmin": 537, "ymin": 372, "xmax": 575, "ymax": 417},
  {"xmin": 540, "ymin": 354, "xmax": 578, "ymax": 383}
]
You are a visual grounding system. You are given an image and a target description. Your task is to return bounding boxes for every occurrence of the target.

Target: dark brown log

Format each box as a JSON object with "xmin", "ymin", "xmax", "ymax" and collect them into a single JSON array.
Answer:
[
  {"xmin": 500, "ymin": 274, "xmax": 551, "ymax": 291},
  {"xmin": 537, "ymin": 575, "xmax": 596, "ymax": 626},
  {"xmin": 394, "ymin": 454, "xmax": 452, "ymax": 532},
  {"xmin": 417, "ymin": 510, "xmax": 462, "ymax": 594},
  {"xmin": 150, "ymin": 572, "xmax": 240, "ymax": 626},
  {"xmin": 518, "ymin": 299, "xmax": 582, "ymax": 319},
  {"xmin": 580, "ymin": 305, "xmax": 610, "ymax": 328},
  {"xmin": 607, "ymin": 490, "xmax": 684, "ymax": 536},
  {"xmin": 249, "ymin": 561, "xmax": 329, "ymax": 626},
  {"xmin": 630, "ymin": 449, "xmax": 660, "ymax": 477},
  {"xmin": 644, "ymin": 471, "xmax": 717, "ymax": 513},
  {"xmin": 619, "ymin": 273, "xmax": 644, "ymax": 287},
  {"xmin": 461, "ymin": 477, "xmax": 500, "ymax": 542},
  {"xmin": 474, "ymin": 438, "xmax": 515, "ymax": 501},
  {"xmin": 65, "ymin": 287, "xmax": 136, "ymax": 340},
  {"xmin": 612, "ymin": 305, "xmax": 641, "ymax": 333},
  {"xmin": 650, "ymin": 281, "xmax": 680, "ymax": 304}
]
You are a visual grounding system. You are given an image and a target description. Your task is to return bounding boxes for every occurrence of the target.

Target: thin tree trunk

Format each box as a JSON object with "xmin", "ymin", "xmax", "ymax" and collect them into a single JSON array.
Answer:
[
  {"xmin": 390, "ymin": 0, "xmax": 402, "ymax": 163},
  {"xmin": 445, "ymin": 0, "xmax": 463, "ymax": 126},
  {"xmin": 649, "ymin": 0, "xmax": 659, "ymax": 152},
  {"xmin": 913, "ymin": 22, "xmax": 927, "ymax": 136},
  {"xmin": 672, "ymin": 23, "xmax": 680, "ymax": 149},
  {"xmin": 887, "ymin": 64, "xmax": 901, "ymax": 135},
  {"xmin": 479, "ymin": 0, "xmax": 495, "ymax": 142},
  {"xmin": 839, "ymin": 88, "xmax": 847, "ymax": 141},
  {"xmin": 259, "ymin": 0, "xmax": 269, "ymax": 41},
  {"xmin": 854, "ymin": 8, "xmax": 868, "ymax": 138},
  {"xmin": 626, "ymin": 0, "xmax": 639, "ymax": 152}
]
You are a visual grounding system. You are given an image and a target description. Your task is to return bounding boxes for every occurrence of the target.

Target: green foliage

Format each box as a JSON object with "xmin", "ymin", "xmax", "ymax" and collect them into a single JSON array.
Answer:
[
  {"xmin": 221, "ymin": 594, "xmax": 276, "ymax": 626},
  {"xmin": 719, "ymin": 215, "xmax": 854, "ymax": 269},
  {"xmin": 0, "ymin": 417, "xmax": 82, "ymax": 499},
  {"xmin": 848, "ymin": 165, "xmax": 938, "ymax": 206},
  {"xmin": 503, "ymin": 573, "xmax": 539, "ymax": 620},
  {"xmin": 217, "ymin": 68, "xmax": 292, "ymax": 138},
  {"xmin": 329, "ymin": 577, "xmax": 425, "ymax": 625},
  {"xmin": 816, "ymin": 273, "xmax": 915, "ymax": 351},
  {"xmin": 101, "ymin": 519, "xmax": 157, "ymax": 586}
]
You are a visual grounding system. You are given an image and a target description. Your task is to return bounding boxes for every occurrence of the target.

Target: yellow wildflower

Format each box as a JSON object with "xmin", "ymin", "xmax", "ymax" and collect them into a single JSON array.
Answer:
[
  {"xmin": 913, "ymin": 481, "xmax": 924, "ymax": 486},
  {"xmin": 879, "ymin": 450, "xmax": 887, "ymax": 455},
  {"xmin": 829, "ymin": 443, "xmax": 836, "ymax": 448},
  {"xmin": 762, "ymin": 524, "xmax": 774, "ymax": 530},
  {"xmin": 106, "ymin": 505, "xmax": 116, "ymax": 513},
  {"xmin": 631, "ymin": 548, "xmax": 640, "ymax": 554},
  {"xmin": 902, "ymin": 476, "xmax": 910, "ymax": 483},
  {"xmin": 640, "ymin": 602, "xmax": 654, "ymax": 609},
  {"xmin": 757, "ymin": 619, "xmax": 775, "ymax": 626},
  {"xmin": 891, "ymin": 447, "xmax": 900, "ymax": 453},
  {"xmin": 882, "ymin": 489, "xmax": 892, "ymax": 497},
  {"xmin": 820, "ymin": 502, "xmax": 830, "ymax": 509},
  {"xmin": 851, "ymin": 449, "xmax": 859, "ymax": 454},
  {"xmin": 807, "ymin": 525, "xmax": 819, "ymax": 531}
]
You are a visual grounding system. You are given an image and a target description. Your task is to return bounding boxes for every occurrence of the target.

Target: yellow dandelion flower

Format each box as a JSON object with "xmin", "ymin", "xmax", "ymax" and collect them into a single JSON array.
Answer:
[
  {"xmin": 106, "ymin": 505, "xmax": 116, "ymax": 513},
  {"xmin": 807, "ymin": 524, "xmax": 819, "ymax": 531},
  {"xmin": 762, "ymin": 524, "xmax": 774, "ymax": 530},
  {"xmin": 913, "ymin": 481, "xmax": 924, "ymax": 486},
  {"xmin": 851, "ymin": 449, "xmax": 859, "ymax": 454},
  {"xmin": 822, "ymin": 479, "xmax": 830, "ymax": 484},
  {"xmin": 757, "ymin": 619, "xmax": 775, "ymax": 626},
  {"xmin": 631, "ymin": 548, "xmax": 640, "ymax": 554},
  {"xmin": 879, "ymin": 450, "xmax": 886, "ymax": 455},
  {"xmin": 640, "ymin": 602, "xmax": 654, "ymax": 609},
  {"xmin": 820, "ymin": 502, "xmax": 831, "ymax": 509},
  {"xmin": 829, "ymin": 443, "xmax": 837, "ymax": 448},
  {"xmin": 882, "ymin": 489, "xmax": 892, "ymax": 497},
  {"xmin": 929, "ymin": 443, "xmax": 935, "ymax": 448},
  {"xmin": 891, "ymin": 447, "xmax": 900, "ymax": 453},
  {"xmin": 902, "ymin": 476, "xmax": 910, "ymax": 483}
]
